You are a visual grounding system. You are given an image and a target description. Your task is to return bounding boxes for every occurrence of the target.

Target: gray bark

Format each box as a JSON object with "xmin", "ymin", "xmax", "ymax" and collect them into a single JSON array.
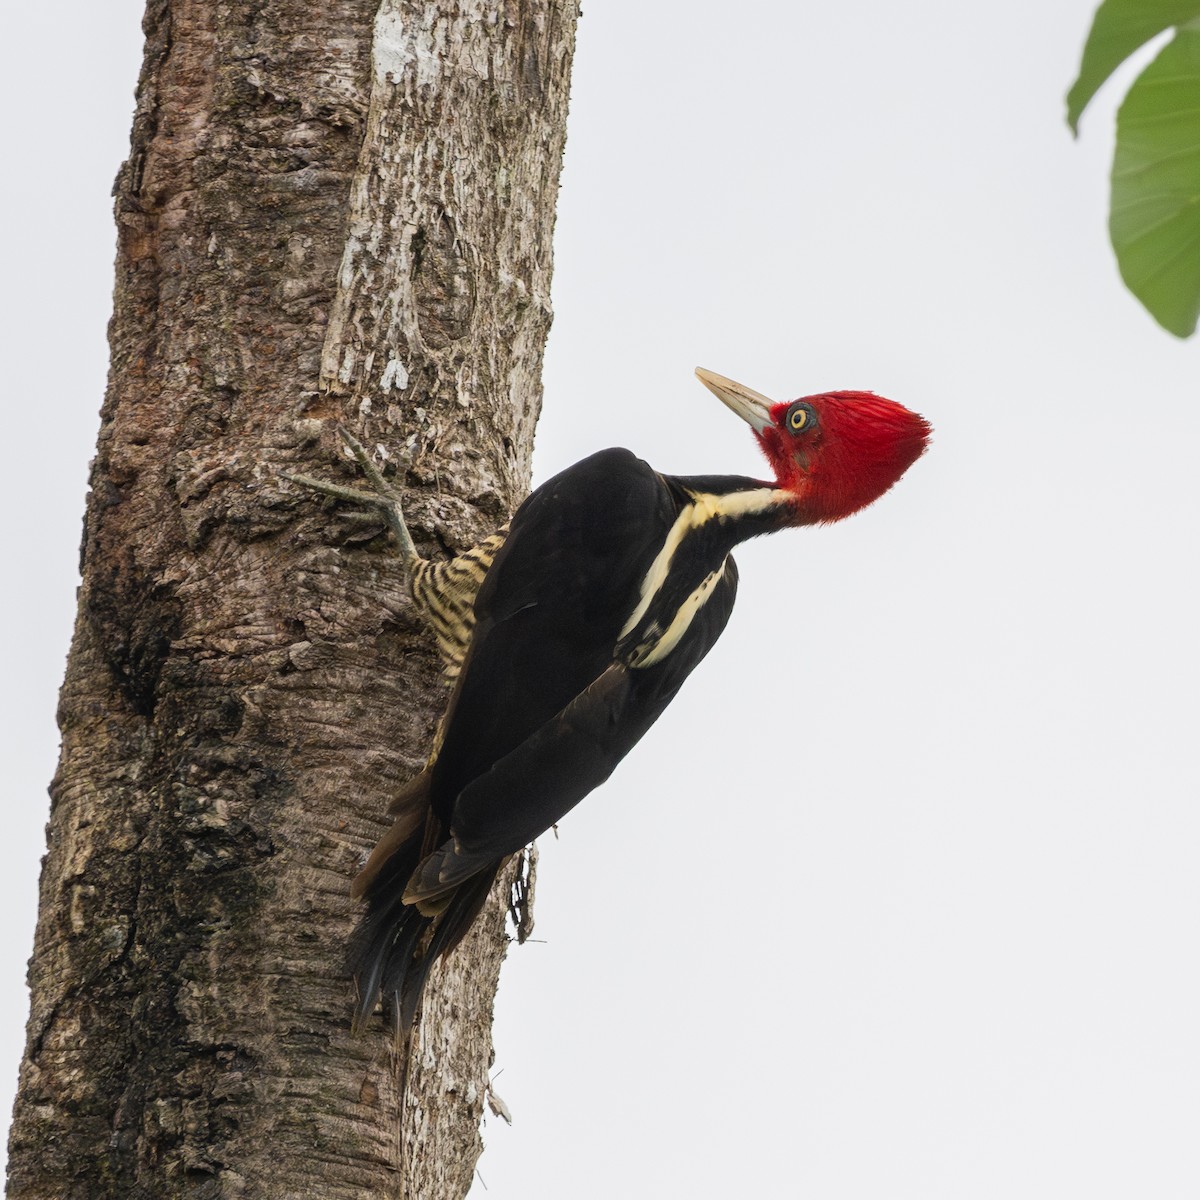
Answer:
[{"xmin": 7, "ymin": 0, "xmax": 578, "ymax": 1196}]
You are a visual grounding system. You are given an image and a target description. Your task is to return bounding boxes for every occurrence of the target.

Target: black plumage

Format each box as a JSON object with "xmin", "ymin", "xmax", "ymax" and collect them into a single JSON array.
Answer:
[{"xmin": 351, "ymin": 447, "xmax": 777, "ymax": 1030}]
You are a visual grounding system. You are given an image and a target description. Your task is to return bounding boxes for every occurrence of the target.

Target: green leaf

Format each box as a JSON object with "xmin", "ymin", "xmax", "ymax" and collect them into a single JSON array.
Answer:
[
  {"xmin": 1110, "ymin": 27, "xmax": 1200, "ymax": 336},
  {"xmin": 1066, "ymin": 0, "xmax": 1200, "ymax": 133}
]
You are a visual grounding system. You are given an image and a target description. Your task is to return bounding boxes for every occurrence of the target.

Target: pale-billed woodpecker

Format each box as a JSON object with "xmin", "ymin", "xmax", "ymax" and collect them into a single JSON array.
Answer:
[{"xmin": 287, "ymin": 368, "xmax": 931, "ymax": 1031}]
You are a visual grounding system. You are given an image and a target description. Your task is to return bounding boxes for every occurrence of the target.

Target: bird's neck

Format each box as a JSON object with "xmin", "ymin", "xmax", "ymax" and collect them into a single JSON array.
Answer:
[
  {"xmin": 667, "ymin": 473, "xmax": 797, "ymax": 547},
  {"xmin": 614, "ymin": 474, "xmax": 790, "ymax": 671}
]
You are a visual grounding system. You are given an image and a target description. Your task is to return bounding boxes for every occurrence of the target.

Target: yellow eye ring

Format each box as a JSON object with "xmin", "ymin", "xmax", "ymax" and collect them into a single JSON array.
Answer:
[{"xmin": 789, "ymin": 408, "xmax": 808, "ymax": 431}]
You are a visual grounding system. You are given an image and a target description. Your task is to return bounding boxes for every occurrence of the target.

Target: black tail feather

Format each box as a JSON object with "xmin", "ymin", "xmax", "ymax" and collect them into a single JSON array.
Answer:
[
  {"xmin": 348, "ymin": 826, "xmax": 428, "ymax": 1031},
  {"xmin": 396, "ymin": 869, "xmax": 499, "ymax": 1031},
  {"xmin": 349, "ymin": 892, "xmax": 429, "ymax": 1032},
  {"xmin": 350, "ymin": 817, "xmax": 506, "ymax": 1033}
]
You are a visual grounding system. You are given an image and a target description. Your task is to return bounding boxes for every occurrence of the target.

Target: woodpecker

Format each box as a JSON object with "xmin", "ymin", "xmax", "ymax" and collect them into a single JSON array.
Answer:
[{"xmin": 289, "ymin": 368, "xmax": 931, "ymax": 1031}]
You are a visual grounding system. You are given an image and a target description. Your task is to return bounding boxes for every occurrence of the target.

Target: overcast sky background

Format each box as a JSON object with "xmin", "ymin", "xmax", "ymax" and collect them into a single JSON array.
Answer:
[{"xmin": 5, "ymin": 1, "xmax": 1199, "ymax": 1196}]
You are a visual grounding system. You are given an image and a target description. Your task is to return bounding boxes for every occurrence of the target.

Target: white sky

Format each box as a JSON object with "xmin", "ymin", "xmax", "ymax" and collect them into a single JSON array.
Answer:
[{"xmin": 5, "ymin": 2, "xmax": 1199, "ymax": 1197}]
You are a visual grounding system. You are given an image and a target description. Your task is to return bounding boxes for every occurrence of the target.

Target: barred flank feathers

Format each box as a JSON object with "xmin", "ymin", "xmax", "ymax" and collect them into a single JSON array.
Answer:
[{"xmin": 409, "ymin": 526, "xmax": 509, "ymax": 677}]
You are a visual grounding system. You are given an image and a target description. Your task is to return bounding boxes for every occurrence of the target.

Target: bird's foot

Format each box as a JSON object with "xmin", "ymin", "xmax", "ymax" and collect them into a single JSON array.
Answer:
[{"xmin": 282, "ymin": 428, "xmax": 419, "ymax": 566}]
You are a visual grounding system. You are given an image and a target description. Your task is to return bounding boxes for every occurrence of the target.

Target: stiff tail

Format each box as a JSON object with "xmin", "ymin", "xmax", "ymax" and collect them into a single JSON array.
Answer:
[
  {"xmin": 349, "ymin": 851, "xmax": 432, "ymax": 1032},
  {"xmin": 393, "ymin": 870, "xmax": 499, "ymax": 1031},
  {"xmin": 349, "ymin": 832, "xmax": 504, "ymax": 1033}
]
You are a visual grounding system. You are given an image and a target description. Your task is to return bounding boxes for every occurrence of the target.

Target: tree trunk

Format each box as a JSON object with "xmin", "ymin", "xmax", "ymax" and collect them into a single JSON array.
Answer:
[{"xmin": 7, "ymin": 1, "xmax": 578, "ymax": 1196}]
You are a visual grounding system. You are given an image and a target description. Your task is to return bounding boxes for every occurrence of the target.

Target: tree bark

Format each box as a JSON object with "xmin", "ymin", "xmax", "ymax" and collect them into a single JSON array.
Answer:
[{"xmin": 7, "ymin": 1, "xmax": 578, "ymax": 1196}]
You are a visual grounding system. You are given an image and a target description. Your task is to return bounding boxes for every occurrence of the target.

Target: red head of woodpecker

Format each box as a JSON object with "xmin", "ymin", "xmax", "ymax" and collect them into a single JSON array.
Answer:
[{"xmin": 695, "ymin": 367, "xmax": 931, "ymax": 523}]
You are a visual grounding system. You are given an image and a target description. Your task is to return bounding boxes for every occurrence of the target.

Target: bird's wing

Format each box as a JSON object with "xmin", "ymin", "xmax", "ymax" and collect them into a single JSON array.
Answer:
[
  {"xmin": 404, "ymin": 560, "xmax": 738, "ymax": 908},
  {"xmin": 426, "ymin": 448, "xmax": 677, "ymax": 819},
  {"xmin": 351, "ymin": 448, "xmax": 671, "ymax": 912}
]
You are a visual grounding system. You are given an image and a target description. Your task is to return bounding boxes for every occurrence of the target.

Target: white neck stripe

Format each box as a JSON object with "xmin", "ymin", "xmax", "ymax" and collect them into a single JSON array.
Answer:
[{"xmin": 619, "ymin": 488, "xmax": 782, "ymax": 639}]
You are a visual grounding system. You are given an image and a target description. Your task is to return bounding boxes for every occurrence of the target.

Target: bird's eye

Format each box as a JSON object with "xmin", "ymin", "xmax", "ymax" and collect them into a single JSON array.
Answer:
[{"xmin": 785, "ymin": 403, "xmax": 816, "ymax": 433}]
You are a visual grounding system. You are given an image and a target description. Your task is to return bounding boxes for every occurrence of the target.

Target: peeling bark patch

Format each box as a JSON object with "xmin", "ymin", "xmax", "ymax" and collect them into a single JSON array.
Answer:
[
  {"xmin": 374, "ymin": 4, "xmax": 414, "ymax": 85},
  {"xmin": 381, "ymin": 356, "xmax": 410, "ymax": 392}
]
